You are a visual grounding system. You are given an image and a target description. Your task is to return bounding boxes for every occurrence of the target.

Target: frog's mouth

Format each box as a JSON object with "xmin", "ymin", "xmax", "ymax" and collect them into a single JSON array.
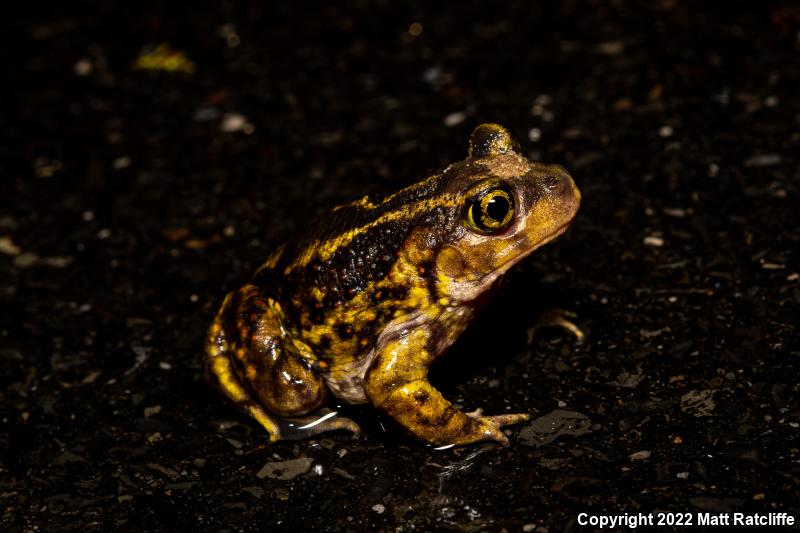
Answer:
[
  {"xmin": 491, "ymin": 216, "xmax": 576, "ymax": 278},
  {"xmin": 530, "ymin": 216, "xmax": 576, "ymax": 249}
]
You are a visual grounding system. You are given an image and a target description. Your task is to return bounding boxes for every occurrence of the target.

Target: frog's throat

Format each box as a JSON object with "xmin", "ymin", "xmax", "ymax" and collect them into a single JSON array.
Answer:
[{"xmin": 448, "ymin": 217, "xmax": 576, "ymax": 306}]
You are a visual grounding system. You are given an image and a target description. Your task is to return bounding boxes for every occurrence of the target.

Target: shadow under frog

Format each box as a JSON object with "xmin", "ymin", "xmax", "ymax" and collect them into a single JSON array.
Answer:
[{"xmin": 203, "ymin": 123, "xmax": 580, "ymax": 446}]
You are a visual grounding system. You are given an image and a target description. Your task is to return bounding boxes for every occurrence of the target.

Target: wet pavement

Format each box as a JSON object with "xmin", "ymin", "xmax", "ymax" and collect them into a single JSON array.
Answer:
[{"xmin": 2, "ymin": 2, "xmax": 799, "ymax": 531}]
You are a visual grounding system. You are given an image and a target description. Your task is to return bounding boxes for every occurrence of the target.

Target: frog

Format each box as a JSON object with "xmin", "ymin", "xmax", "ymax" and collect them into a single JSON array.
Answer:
[{"xmin": 203, "ymin": 123, "xmax": 580, "ymax": 446}]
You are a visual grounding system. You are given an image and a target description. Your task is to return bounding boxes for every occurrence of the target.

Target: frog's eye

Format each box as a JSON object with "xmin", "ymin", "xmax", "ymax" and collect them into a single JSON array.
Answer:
[{"xmin": 466, "ymin": 183, "xmax": 516, "ymax": 233}]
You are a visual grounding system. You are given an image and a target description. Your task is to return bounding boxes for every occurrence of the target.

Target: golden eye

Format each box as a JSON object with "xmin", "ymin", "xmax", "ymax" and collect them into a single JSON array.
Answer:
[{"xmin": 466, "ymin": 183, "xmax": 515, "ymax": 233}]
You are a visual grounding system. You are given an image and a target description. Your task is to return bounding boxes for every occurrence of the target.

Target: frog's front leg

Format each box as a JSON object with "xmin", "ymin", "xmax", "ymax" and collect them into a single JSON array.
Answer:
[{"xmin": 363, "ymin": 327, "xmax": 529, "ymax": 446}]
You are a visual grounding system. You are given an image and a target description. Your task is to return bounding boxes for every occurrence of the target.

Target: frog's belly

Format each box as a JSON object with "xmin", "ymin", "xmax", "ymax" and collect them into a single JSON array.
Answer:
[{"xmin": 322, "ymin": 356, "xmax": 372, "ymax": 404}]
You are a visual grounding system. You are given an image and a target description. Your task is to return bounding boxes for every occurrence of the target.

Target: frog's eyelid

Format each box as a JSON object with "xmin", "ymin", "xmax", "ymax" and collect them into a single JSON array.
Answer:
[{"xmin": 462, "ymin": 179, "xmax": 501, "ymax": 206}]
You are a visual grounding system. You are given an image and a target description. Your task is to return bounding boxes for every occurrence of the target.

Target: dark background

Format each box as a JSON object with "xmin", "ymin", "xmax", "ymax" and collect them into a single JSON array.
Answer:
[{"xmin": 2, "ymin": 1, "xmax": 799, "ymax": 531}]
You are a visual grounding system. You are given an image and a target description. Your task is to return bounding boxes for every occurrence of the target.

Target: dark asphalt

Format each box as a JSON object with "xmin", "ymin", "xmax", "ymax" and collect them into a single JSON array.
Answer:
[{"xmin": 2, "ymin": 2, "xmax": 798, "ymax": 531}]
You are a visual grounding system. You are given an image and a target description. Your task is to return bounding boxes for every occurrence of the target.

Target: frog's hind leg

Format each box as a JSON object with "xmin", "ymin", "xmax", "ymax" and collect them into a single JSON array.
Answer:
[
  {"xmin": 204, "ymin": 292, "xmax": 283, "ymax": 441},
  {"xmin": 204, "ymin": 338, "xmax": 282, "ymax": 440},
  {"xmin": 204, "ymin": 287, "xmax": 360, "ymax": 441}
]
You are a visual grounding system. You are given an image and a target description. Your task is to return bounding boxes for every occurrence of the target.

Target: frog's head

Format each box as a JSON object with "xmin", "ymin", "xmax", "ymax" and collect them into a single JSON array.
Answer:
[{"xmin": 433, "ymin": 123, "xmax": 580, "ymax": 303}]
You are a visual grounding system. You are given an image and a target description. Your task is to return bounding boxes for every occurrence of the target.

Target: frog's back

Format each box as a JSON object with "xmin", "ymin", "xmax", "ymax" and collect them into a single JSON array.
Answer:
[{"xmin": 250, "ymin": 171, "xmax": 459, "ymax": 356}]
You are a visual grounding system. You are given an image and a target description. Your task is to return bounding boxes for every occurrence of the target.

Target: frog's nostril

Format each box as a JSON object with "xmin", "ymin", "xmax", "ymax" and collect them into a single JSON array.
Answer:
[{"xmin": 542, "ymin": 175, "xmax": 560, "ymax": 190}]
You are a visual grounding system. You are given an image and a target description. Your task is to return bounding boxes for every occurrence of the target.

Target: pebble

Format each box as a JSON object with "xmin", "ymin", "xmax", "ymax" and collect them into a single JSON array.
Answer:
[
  {"xmin": 443, "ymin": 111, "xmax": 467, "ymax": 127},
  {"xmin": 644, "ymin": 235, "xmax": 664, "ymax": 247},
  {"xmin": 744, "ymin": 153, "xmax": 781, "ymax": 167},
  {"xmin": 257, "ymin": 457, "xmax": 313, "ymax": 480},
  {"xmin": 0, "ymin": 236, "xmax": 21, "ymax": 255},
  {"xmin": 112, "ymin": 156, "xmax": 131, "ymax": 170},
  {"xmin": 221, "ymin": 113, "xmax": 254, "ymax": 134},
  {"xmin": 74, "ymin": 58, "xmax": 93, "ymax": 76}
]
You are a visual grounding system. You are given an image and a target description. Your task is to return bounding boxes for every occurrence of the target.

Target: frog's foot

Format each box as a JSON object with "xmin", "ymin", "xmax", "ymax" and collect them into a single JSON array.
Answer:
[
  {"xmin": 528, "ymin": 308, "xmax": 585, "ymax": 343},
  {"xmin": 275, "ymin": 408, "xmax": 361, "ymax": 440},
  {"xmin": 465, "ymin": 409, "xmax": 530, "ymax": 446}
]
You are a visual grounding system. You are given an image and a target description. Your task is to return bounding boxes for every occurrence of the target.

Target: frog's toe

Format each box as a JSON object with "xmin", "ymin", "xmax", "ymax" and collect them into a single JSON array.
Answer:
[
  {"xmin": 275, "ymin": 408, "xmax": 361, "ymax": 440},
  {"xmin": 488, "ymin": 412, "xmax": 531, "ymax": 426},
  {"xmin": 482, "ymin": 427, "xmax": 511, "ymax": 446},
  {"xmin": 467, "ymin": 410, "xmax": 530, "ymax": 426},
  {"xmin": 469, "ymin": 412, "xmax": 530, "ymax": 445},
  {"xmin": 529, "ymin": 309, "xmax": 585, "ymax": 343}
]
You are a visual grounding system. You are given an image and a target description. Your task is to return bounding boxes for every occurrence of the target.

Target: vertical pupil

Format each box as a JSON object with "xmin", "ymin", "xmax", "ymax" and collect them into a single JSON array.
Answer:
[{"xmin": 486, "ymin": 195, "xmax": 509, "ymax": 221}]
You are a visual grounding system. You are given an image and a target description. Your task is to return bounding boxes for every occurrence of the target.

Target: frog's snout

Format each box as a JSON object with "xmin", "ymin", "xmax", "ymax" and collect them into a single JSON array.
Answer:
[{"xmin": 541, "ymin": 166, "xmax": 581, "ymax": 217}]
